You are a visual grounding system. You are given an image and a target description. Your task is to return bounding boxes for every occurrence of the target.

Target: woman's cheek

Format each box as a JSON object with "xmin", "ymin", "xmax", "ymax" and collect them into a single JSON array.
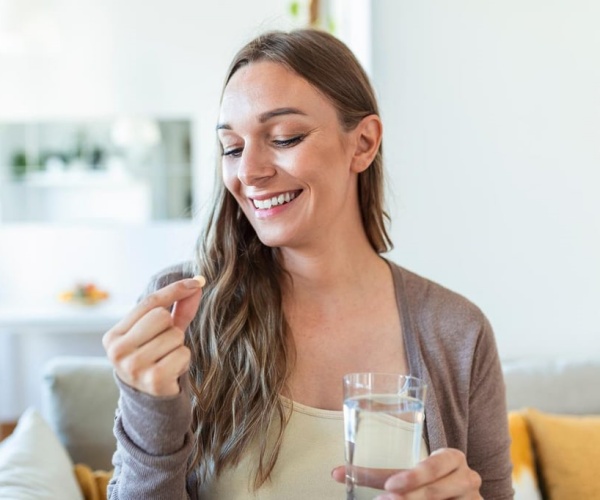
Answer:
[{"xmin": 222, "ymin": 163, "xmax": 238, "ymax": 191}]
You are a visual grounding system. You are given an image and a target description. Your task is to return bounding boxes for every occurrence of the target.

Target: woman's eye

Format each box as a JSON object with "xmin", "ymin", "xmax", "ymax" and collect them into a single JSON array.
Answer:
[
  {"xmin": 273, "ymin": 135, "xmax": 305, "ymax": 148},
  {"xmin": 222, "ymin": 147, "xmax": 243, "ymax": 158}
]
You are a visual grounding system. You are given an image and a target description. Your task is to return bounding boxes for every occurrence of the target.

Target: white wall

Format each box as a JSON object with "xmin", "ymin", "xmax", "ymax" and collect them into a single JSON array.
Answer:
[
  {"xmin": 0, "ymin": 0, "xmax": 299, "ymax": 212},
  {"xmin": 0, "ymin": 0, "xmax": 297, "ymax": 419},
  {"xmin": 371, "ymin": 0, "xmax": 600, "ymax": 361},
  {"xmin": 0, "ymin": 0, "xmax": 297, "ymax": 302},
  {"xmin": 0, "ymin": 222, "xmax": 198, "ymax": 304}
]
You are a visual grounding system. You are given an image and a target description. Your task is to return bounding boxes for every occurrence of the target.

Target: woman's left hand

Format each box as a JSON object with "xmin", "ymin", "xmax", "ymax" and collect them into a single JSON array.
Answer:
[{"xmin": 332, "ymin": 448, "xmax": 482, "ymax": 500}]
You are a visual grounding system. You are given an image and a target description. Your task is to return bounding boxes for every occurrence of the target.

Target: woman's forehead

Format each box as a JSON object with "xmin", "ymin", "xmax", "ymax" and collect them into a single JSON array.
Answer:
[
  {"xmin": 222, "ymin": 63, "xmax": 308, "ymax": 108},
  {"xmin": 218, "ymin": 61, "xmax": 334, "ymax": 126}
]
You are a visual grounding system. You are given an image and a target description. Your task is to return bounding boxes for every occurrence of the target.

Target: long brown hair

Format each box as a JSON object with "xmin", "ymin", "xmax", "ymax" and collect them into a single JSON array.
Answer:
[{"xmin": 187, "ymin": 28, "xmax": 392, "ymax": 489}]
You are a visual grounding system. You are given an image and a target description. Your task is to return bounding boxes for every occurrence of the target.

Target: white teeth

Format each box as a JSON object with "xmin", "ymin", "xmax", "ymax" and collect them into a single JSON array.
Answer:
[{"xmin": 253, "ymin": 191, "xmax": 298, "ymax": 209}]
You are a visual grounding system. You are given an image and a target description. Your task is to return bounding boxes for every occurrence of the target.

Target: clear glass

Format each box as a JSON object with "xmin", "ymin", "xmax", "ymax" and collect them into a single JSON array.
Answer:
[{"xmin": 343, "ymin": 373, "xmax": 427, "ymax": 500}]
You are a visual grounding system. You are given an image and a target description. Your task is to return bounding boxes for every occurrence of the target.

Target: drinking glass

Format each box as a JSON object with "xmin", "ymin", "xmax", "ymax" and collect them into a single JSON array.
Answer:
[{"xmin": 343, "ymin": 373, "xmax": 427, "ymax": 500}]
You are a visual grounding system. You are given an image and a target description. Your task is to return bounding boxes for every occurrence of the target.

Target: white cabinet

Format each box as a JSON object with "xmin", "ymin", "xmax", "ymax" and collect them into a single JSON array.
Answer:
[{"xmin": 1, "ymin": 172, "xmax": 152, "ymax": 223}]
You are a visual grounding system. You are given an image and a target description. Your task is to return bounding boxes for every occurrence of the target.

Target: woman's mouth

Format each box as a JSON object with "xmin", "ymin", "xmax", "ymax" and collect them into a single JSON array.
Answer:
[{"xmin": 252, "ymin": 190, "xmax": 301, "ymax": 210}]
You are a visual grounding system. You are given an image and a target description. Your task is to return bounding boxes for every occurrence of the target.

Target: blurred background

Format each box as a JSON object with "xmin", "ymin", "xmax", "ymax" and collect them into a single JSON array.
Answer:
[{"xmin": 0, "ymin": 0, "xmax": 598, "ymax": 419}]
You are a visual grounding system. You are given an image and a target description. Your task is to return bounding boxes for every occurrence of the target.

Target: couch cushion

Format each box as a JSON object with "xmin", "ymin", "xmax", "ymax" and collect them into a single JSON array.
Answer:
[
  {"xmin": 41, "ymin": 356, "xmax": 118, "ymax": 471},
  {"xmin": 0, "ymin": 408, "xmax": 83, "ymax": 500},
  {"xmin": 508, "ymin": 412, "xmax": 541, "ymax": 500},
  {"xmin": 525, "ymin": 408, "xmax": 600, "ymax": 500},
  {"xmin": 73, "ymin": 464, "xmax": 112, "ymax": 500}
]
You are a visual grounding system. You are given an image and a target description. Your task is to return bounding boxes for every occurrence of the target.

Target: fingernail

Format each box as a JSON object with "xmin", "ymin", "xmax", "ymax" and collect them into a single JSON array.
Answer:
[
  {"xmin": 184, "ymin": 276, "xmax": 206, "ymax": 288},
  {"xmin": 194, "ymin": 275, "xmax": 207, "ymax": 287},
  {"xmin": 374, "ymin": 495, "xmax": 394, "ymax": 500}
]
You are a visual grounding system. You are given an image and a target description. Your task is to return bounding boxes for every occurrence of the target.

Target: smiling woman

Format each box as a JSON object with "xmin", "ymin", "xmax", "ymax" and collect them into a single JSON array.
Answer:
[
  {"xmin": 218, "ymin": 60, "xmax": 380, "ymax": 249},
  {"xmin": 102, "ymin": 28, "xmax": 513, "ymax": 500}
]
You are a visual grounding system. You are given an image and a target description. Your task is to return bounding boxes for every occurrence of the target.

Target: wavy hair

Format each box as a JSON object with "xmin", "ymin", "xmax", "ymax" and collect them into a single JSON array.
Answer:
[{"xmin": 187, "ymin": 29, "xmax": 392, "ymax": 489}]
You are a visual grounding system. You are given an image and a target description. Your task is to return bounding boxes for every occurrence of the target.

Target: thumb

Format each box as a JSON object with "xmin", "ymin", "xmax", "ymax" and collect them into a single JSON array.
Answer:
[{"xmin": 172, "ymin": 277, "xmax": 204, "ymax": 331}]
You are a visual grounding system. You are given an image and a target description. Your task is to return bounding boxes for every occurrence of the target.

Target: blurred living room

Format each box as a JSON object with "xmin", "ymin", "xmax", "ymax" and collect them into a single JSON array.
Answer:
[{"xmin": 0, "ymin": 1, "xmax": 599, "ymax": 499}]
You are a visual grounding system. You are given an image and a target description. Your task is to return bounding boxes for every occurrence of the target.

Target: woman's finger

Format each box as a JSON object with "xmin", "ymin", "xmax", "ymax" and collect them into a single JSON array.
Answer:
[
  {"xmin": 330, "ymin": 465, "xmax": 404, "ymax": 490},
  {"xmin": 379, "ymin": 469, "xmax": 481, "ymax": 500},
  {"xmin": 379, "ymin": 449, "xmax": 482, "ymax": 500},
  {"xmin": 106, "ymin": 307, "xmax": 174, "ymax": 363},
  {"xmin": 171, "ymin": 285, "xmax": 203, "ymax": 331},
  {"xmin": 140, "ymin": 344, "xmax": 192, "ymax": 396},
  {"xmin": 384, "ymin": 448, "xmax": 462, "ymax": 492},
  {"xmin": 102, "ymin": 278, "xmax": 202, "ymax": 347},
  {"xmin": 117, "ymin": 326, "xmax": 186, "ymax": 385},
  {"xmin": 331, "ymin": 466, "xmax": 345, "ymax": 483}
]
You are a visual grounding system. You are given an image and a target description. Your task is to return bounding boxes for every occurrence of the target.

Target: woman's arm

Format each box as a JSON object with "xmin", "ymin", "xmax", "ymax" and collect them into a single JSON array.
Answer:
[
  {"xmin": 108, "ymin": 378, "xmax": 197, "ymax": 500},
  {"xmin": 463, "ymin": 316, "xmax": 513, "ymax": 499}
]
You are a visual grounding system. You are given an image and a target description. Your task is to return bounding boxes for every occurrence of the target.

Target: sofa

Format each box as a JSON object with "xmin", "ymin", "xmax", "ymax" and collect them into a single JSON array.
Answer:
[
  {"xmin": 1, "ymin": 356, "xmax": 599, "ymax": 499},
  {"xmin": 502, "ymin": 359, "xmax": 600, "ymax": 499}
]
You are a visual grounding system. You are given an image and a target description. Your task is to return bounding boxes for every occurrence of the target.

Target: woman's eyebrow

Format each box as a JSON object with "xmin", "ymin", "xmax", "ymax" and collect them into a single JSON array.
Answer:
[
  {"xmin": 258, "ymin": 107, "xmax": 306, "ymax": 123},
  {"xmin": 216, "ymin": 107, "xmax": 307, "ymax": 131}
]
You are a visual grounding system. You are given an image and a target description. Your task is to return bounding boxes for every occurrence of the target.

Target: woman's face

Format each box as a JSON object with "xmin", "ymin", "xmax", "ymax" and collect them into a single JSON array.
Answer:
[{"xmin": 217, "ymin": 61, "xmax": 363, "ymax": 251}]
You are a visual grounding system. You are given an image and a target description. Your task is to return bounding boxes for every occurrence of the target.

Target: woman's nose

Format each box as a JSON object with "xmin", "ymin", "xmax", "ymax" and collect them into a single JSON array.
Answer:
[{"xmin": 237, "ymin": 144, "xmax": 276, "ymax": 186}]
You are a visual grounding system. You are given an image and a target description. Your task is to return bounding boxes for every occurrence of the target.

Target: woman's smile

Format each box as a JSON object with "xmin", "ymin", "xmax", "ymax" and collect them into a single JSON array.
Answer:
[{"xmin": 251, "ymin": 190, "xmax": 302, "ymax": 211}]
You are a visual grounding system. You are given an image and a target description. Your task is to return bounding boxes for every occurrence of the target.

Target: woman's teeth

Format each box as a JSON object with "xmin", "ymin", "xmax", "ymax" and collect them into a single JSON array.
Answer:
[{"xmin": 253, "ymin": 191, "xmax": 297, "ymax": 210}]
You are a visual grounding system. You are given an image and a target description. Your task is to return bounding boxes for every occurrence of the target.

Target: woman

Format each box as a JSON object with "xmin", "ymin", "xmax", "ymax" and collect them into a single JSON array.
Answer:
[{"xmin": 103, "ymin": 29, "xmax": 513, "ymax": 499}]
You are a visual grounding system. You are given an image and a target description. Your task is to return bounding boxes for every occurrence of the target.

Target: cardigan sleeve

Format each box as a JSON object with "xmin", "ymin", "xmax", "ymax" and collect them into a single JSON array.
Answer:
[
  {"xmin": 107, "ymin": 375, "xmax": 197, "ymax": 500},
  {"xmin": 467, "ymin": 316, "xmax": 514, "ymax": 499}
]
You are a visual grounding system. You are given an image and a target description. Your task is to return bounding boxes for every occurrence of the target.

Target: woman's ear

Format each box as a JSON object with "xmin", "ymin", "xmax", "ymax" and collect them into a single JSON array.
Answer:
[{"xmin": 350, "ymin": 114, "xmax": 383, "ymax": 173}]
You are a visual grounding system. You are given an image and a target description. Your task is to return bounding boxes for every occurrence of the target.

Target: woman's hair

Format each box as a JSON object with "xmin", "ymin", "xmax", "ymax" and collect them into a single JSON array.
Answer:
[{"xmin": 188, "ymin": 28, "xmax": 392, "ymax": 489}]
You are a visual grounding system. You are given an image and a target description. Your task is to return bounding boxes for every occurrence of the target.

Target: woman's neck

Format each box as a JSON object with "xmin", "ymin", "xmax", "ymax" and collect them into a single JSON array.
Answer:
[{"xmin": 279, "ymin": 238, "xmax": 389, "ymax": 300}]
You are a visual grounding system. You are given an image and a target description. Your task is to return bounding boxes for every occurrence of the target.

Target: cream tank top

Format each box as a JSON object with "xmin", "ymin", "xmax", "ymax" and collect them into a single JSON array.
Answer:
[{"xmin": 197, "ymin": 399, "xmax": 429, "ymax": 499}]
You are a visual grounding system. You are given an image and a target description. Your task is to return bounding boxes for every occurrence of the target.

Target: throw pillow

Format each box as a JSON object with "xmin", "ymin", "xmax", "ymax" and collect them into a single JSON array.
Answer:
[
  {"xmin": 508, "ymin": 411, "xmax": 542, "ymax": 500},
  {"xmin": 0, "ymin": 407, "xmax": 83, "ymax": 500},
  {"xmin": 525, "ymin": 408, "xmax": 600, "ymax": 500},
  {"xmin": 74, "ymin": 464, "xmax": 113, "ymax": 500}
]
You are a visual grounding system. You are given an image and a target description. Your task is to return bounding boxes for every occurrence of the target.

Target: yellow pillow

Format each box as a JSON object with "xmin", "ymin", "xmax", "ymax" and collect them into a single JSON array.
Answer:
[
  {"xmin": 73, "ymin": 464, "xmax": 113, "ymax": 500},
  {"xmin": 508, "ymin": 411, "xmax": 541, "ymax": 500},
  {"xmin": 525, "ymin": 408, "xmax": 600, "ymax": 500}
]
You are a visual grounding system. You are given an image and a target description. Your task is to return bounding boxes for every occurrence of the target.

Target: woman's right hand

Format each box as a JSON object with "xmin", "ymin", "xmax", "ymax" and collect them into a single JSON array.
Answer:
[{"xmin": 102, "ymin": 277, "xmax": 204, "ymax": 397}]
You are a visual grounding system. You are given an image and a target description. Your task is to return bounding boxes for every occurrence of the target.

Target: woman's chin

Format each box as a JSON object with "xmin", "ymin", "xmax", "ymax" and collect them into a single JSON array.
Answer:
[
  {"xmin": 255, "ymin": 235, "xmax": 287, "ymax": 249},
  {"xmin": 253, "ymin": 231, "xmax": 300, "ymax": 250}
]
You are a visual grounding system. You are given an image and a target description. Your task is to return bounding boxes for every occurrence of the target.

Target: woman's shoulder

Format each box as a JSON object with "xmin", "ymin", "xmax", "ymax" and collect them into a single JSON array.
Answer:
[
  {"xmin": 387, "ymin": 260, "xmax": 501, "ymax": 394},
  {"xmin": 387, "ymin": 260, "xmax": 490, "ymax": 336}
]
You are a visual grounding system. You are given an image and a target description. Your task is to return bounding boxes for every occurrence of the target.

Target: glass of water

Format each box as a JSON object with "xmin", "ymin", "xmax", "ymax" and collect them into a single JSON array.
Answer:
[{"xmin": 343, "ymin": 373, "xmax": 427, "ymax": 500}]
